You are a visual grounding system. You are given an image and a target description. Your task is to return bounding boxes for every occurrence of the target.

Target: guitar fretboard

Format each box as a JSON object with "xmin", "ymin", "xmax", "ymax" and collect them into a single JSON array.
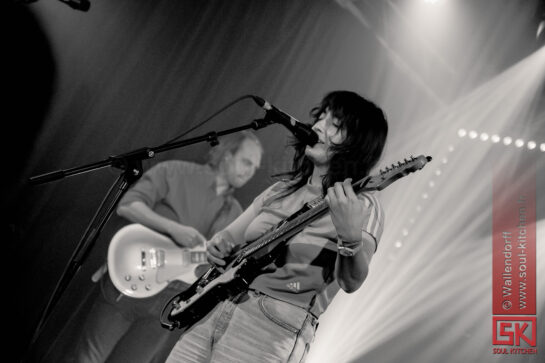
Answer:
[
  {"xmin": 233, "ymin": 155, "xmax": 431, "ymax": 263},
  {"xmin": 236, "ymin": 198, "xmax": 329, "ymax": 262}
]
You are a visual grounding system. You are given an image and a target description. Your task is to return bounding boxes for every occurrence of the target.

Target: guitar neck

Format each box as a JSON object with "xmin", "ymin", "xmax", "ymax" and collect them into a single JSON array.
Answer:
[
  {"xmin": 231, "ymin": 155, "xmax": 431, "ymax": 265},
  {"xmin": 234, "ymin": 198, "xmax": 329, "ymax": 264}
]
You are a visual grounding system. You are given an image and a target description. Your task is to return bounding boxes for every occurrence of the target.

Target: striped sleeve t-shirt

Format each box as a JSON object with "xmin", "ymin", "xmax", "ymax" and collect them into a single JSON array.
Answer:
[{"xmin": 244, "ymin": 180, "xmax": 384, "ymax": 317}]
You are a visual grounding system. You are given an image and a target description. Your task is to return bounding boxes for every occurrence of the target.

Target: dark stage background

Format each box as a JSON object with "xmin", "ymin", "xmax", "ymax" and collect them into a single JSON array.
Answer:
[{"xmin": 7, "ymin": 0, "xmax": 544, "ymax": 362}]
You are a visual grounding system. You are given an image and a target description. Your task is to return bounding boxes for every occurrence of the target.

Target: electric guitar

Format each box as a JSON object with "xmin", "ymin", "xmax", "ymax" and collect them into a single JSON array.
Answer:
[
  {"xmin": 160, "ymin": 155, "xmax": 432, "ymax": 330},
  {"xmin": 107, "ymin": 224, "xmax": 210, "ymax": 298}
]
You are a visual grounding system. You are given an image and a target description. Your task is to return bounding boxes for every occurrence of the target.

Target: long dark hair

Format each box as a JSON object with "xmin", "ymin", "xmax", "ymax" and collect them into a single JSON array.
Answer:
[{"xmin": 276, "ymin": 90, "xmax": 388, "ymax": 197}]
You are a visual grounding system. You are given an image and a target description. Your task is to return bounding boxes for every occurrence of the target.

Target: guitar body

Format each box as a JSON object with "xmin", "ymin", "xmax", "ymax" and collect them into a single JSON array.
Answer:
[
  {"xmin": 107, "ymin": 224, "xmax": 209, "ymax": 298},
  {"xmin": 161, "ymin": 261, "xmax": 251, "ymax": 330}
]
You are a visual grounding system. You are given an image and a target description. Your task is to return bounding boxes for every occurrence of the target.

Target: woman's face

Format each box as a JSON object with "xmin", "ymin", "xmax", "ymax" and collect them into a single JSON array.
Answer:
[{"xmin": 305, "ymin": 109, "xmax": 346, "ymax": 166}]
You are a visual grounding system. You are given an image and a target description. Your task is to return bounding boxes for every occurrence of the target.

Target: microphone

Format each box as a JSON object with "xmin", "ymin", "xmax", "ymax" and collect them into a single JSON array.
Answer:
[{"xmin": 251, "ymin": 96, "xmax": 318, "ymax": 146}]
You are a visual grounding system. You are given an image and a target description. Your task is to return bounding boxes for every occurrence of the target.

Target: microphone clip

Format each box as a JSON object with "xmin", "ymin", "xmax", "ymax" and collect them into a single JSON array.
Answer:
[{"xmin": 250, "ymin": 116, "xmax": 275, "ymax": 131}]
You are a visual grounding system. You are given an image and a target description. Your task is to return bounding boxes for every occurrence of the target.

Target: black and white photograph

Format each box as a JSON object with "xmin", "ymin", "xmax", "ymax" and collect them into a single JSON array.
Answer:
[{"xmin": 7, "ymin": 0, "xmax": 544, "ymax": 362}]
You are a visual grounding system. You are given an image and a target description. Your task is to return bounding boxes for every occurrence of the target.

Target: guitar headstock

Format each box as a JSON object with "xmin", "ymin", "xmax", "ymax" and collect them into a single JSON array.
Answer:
[{"xmin": 353, "ymin": 155, "xmax": 432, "ymax": 193}]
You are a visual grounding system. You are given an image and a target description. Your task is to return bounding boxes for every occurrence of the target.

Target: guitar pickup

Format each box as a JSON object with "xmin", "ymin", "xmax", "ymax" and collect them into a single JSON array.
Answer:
[{"xmin": 141, "ymin": 248, "xmax": 165, "ymax": 270}]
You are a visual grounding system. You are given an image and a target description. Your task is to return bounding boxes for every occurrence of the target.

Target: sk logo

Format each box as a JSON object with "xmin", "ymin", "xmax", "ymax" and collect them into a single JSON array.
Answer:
[{"xmin": 492, "ymin": 316, "xmax": 537, "ymax": 346}]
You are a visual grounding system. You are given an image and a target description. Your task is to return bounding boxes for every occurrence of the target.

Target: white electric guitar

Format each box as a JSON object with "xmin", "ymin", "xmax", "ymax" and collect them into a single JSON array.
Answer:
[{"xmin": 107, "ymin": 224, "xmax": 209, "ymax": 298}]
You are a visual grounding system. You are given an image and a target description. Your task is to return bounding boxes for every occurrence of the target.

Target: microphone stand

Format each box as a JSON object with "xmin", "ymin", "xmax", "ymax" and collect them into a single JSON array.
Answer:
[{"xmin": 25, "ymin": 118, "xmax": 274, "ymax": 360}]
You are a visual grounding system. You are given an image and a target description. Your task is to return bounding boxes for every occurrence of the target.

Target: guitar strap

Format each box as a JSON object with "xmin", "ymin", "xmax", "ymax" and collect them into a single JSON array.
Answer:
[{"xmin": 307, "ymin": 294, "xmax": 319, "ymax": 319}]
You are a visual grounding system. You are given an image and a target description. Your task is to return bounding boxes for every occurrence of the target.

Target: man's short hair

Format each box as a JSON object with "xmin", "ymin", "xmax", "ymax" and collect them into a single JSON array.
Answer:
[{"xmin": 207, "ymin": 130, "xmax": 262, "ymax": 168}]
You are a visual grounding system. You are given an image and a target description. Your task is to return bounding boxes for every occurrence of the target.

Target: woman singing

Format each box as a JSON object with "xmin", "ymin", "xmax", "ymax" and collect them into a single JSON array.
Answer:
[{"xmin": 166, "ymin": 90, "xmax": 388, "ymax": 363}]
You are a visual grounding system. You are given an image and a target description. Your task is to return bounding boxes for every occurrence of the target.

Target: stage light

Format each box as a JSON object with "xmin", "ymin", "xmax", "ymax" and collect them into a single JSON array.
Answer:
[
  {"xmin": 448, "ymin": 145, "xmax": 454, "ymax": 152},
  {"xmin": 422, "ymin": 193, "xmax": 429, "ymax": 199},
  {"xmin": 424, "ymin": 0, "xmax": 440, "ymax": 4},
  {"xmin": 462, "ymin": 131, "xmax": 541, "ymax": 151},
  {"xmin": 308, "ymin": 43, "xmax": 545, "ymax": 363},
  {"xmin": 429, "ymin": 181, "xmax": 435, "ymax": 188},
  {"xmin": 538, "ymin": 20, "xmax": 545, "ymax": 40},
  {"xmin": 442, "ymin": 157, "xmax": 448, "ymax": 164}
]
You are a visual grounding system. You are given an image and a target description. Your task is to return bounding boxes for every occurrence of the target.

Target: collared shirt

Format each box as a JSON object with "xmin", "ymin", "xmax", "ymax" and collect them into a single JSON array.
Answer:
[
  {"xmin": 244, "ymin": 180, "xmax": 384, "ymax": 317},
  {"xmin": 119, "ymin": 160, "xmax": 242, "ymax": 239}
]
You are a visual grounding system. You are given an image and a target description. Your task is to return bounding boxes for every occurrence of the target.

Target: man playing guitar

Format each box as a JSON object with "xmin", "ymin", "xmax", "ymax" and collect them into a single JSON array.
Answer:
[{"xmin": 70, "ymin": 131, "xmax": 263, "ymax": 363}]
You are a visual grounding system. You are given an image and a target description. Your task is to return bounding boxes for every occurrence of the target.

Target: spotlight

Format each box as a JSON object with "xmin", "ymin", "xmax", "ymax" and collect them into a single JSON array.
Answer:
[
  {"xmin": 435, "ymin": 169, "xmax": 442, "ymax": 176},
  {"xmin": 429, "ymin": 181, "xmax": 435, "ymax": 188},
  {"xmin": 540, "ymin": 143, "xmax": 545, "ymax": 152},
  {"xmin": 469, "ymin": 130, "xmax": 478, "ymax": 139},
  {"xmin": 515, "ymin": 139, "xmax": 524, "ymax": 148},
  {"xmin": 448, "ymin": 145, "xmax": 455, "ymax": 152},
  {"xmin": 527, "ymin": 141, "xmax": 536, "ymax": 150},
  {"xmin": 402, "ymin": 229, "xmax": 409, "ymax": 236},
  {"xmin": 442, "ymin": 157, "xmax": 448, "ymax": 164},
  {"xmin": 491, "ymin": 135, "xmax": 500, "ymax": 143},
  {"xmin": 457, "ymin": 129, "xmax": 467, "ymax": 137},
  {"xmin": 480, "ymin": 133, "xmax": 489, "ymax": 141},
  {"xmin": 394, "ymin": 240, "xmax": 403, "ymax": 248},
  {"xmin": 422, "ymin": 193, "xmax": 429, "ymax": 199},
  {"xmin": 503, "ymin": 137, "xmax": 512, "ymax": 145}
]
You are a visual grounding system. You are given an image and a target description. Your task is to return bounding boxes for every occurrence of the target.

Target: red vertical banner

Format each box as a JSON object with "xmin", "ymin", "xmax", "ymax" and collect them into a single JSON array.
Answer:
[{"xmin": 492, "ymin": 162, "xmax": 536, "ymax": 316}]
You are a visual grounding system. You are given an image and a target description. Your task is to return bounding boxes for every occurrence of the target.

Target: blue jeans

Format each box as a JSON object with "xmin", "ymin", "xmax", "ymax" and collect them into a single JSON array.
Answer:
[{"xmin": 166, "ymin": 290, "xmax": 318, "ymax": 363}]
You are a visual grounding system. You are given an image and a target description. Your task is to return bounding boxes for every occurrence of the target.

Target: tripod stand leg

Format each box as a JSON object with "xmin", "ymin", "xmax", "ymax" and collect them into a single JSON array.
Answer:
[{"xmin": 23, "ymin": 166, "xmax": 141, "ymax": 362}]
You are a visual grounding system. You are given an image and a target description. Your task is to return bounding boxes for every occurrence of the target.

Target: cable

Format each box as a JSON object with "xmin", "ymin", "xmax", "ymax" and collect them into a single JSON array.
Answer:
[{"xmin": 158, "ymin": 94, "xmax": 256, "ymax": 147}]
